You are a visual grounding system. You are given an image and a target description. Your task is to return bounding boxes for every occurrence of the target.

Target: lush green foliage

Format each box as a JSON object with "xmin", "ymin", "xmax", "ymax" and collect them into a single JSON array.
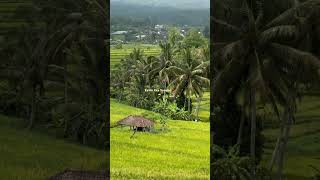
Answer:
[
  {"xmin": 111, "ymin": 29, "xmax": 209, "ymax": 121},
  {"xmin": 152, "ymin": 97, "xmax": 192, "ymax": 120},
  {"xmin": 0, "ymin": 0, "xmax": 108, "ymax": 148},
  {"xmin": 212, "ymin": 0, "xmax": 320, "ymax": 179},
  {"xmin": 212, "ymin": 145, "xmax": 252, "ymax": 180}
]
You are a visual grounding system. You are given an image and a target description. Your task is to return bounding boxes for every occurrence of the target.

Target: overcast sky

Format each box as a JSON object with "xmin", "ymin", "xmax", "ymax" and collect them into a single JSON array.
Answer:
[{"xmin": 111, "ymin": 0, "xmax": 210, "ymax": 9}]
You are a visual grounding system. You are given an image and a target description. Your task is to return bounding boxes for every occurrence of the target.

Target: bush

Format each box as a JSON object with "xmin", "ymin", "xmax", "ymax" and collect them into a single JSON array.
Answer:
[
  {"xmin": 212, "ymin": 101, "xmax": 264, "ymax": 164},
  {"xmin": 114, "ymin": 43, "xmax": 122, "ymax": 49},
  {"xmin": 212, "ymin": 145, "xmax": 252, "ymax": 180},
  {"xmin": 152, "ymin": 98, "xmax": 194, "ymax": 120},
  {"xmin": 310, "ymin": 165, "xmax": 320, "ymax": 180},
  {"xmin": 126, "ymin": 93, "xmax": 156, "ymax": 110},
  {"xmin": 212, "ymin": 145, "xmax": 272, "ymax": 180}
]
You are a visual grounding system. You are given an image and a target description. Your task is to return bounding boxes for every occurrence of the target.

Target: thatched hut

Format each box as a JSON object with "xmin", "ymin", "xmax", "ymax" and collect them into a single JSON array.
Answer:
[
  {"xmin": 117, "ymin": 115, "xmax": 155, "ymax": 131},
  {"xmin": 48, "ymin": 169, "xmax": 108, "ymax": 180}
]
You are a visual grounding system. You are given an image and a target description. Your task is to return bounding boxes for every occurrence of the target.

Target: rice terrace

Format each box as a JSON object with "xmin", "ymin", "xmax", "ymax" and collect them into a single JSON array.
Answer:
[
  {"xmin": 110, "ymin": 33, "xmax": 211, "ymax": 180},
  {"xmin": 109, "ymin": 0, "xmax": 211, "ymax": 178}
]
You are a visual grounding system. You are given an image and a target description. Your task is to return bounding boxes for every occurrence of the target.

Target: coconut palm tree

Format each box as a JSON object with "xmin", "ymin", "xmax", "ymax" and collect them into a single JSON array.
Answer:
[
  {"xmin": 167, "ymin": 48, "xmax": 209, "ymax": 118},
  {"xmin": 150, "ymin": 41, "xmax": 177, "ymax": 90},
  {"xmin": 9, "ymin": 27, "xmax": 51, "ymax": 129},
  {"xmin": 212, "ymin": 0, "xmax": 320, "ymax": 178}
]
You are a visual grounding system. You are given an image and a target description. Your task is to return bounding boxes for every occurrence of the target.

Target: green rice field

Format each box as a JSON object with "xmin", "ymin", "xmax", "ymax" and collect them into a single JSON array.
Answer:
[
  {"xmin": 0, "ymin": 114, "xmax": 106, "ymax": 180},
  {"xmin": 110, "ymin": 99, "xmax": 210, "ymax": 179},
  {"xmin": 110, "ymin": 44, "xmax": 161, "ymax": 68},
  {"xmin": 262, "ymin": 96, "xmax": 320, "ymax": 179}
]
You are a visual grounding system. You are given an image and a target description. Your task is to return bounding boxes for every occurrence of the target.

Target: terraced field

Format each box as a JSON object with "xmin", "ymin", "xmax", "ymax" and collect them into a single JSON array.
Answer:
[
  {"xmin": 0, "ymin": 1, "xmax": 31, "ymax": 34},
  {"xmin": 192, "ymin": 92, "xmax": 210, "ymax": 122},
  {"xmin": 262, "ymin": 96, "xmax": 320, "ymax": 179},
  {"xmin": 0, "ymin": 114, "xmax": 106, "ymax": 180},
  {"xmin": 110, "ymin": 99, "xmax": 210, "ymax": 180},
  {"xmin": 110, "ymin": 44, "xmax": 161, "ymax": 69}
]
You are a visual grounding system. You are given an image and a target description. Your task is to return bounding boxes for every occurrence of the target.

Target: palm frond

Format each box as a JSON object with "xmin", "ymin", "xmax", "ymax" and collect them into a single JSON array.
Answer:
[
  {"xmin": 212, "ymin": 57, "xmax": 247, "ymax": 104},
  {"xmin": 266, "ymin": 0, "xmax": 320, "ymax": 28},
  {"xmin": 212, "ymin": 17, "xmax": 242, "ymax": 34},
  {"xmin": 259, "ymin": 25, "xmax": 299, "ymax": 44},
  {"xmin": 268, "ymin": 43, "xmax": 320, "ymax": 72}
]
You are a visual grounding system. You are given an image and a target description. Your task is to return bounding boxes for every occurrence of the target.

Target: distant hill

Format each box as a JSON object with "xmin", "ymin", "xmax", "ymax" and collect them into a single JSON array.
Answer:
[
  {"xmin": 111, "ymin": 0, "xmax": 209, "ymax": 10},
  {"xmin": 111, "ymin": 1, "xmax": 209, "ymax": 26}
]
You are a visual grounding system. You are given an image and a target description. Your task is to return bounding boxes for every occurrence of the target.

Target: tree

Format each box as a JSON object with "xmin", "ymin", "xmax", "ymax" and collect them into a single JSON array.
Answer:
[
  {"xmin": 168, "ymin": 27, "xmax": 184, "ymax": 47},
  {"xmin": 212, "ymin": 0, "xmax": 320, "ymax": 178},
  {"xmin": 167, "ymin": 48, "xmax": 209, "ymax": 118},
  {"xmin": 183, "ymin": 28, "xmax": 207, "ymax": 48},
  {"xmin": 150, "ymin": 42, "xmax": 176, "ymax": 90},
  {"xmin": 2, "ymin": 0, "xmax": 110, "ymax": 147}
]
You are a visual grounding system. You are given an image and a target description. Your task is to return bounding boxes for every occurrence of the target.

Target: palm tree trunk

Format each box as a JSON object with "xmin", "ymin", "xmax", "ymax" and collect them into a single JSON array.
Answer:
[
  {"xmin": 188, "ymin": 96, "xmax": 191, "ymax": 114},
  {"xmin": 196, "ymin": 96, "xmax": 202, "ymax": 120},
  {"xmin": 250, "ymin": 88, "xmax": 256, "ymax": 180},
  {"xmin": 276, "ymin": 106, "xmax": 292, "ymax": 180},
  {"xmin": 64, "ymin": 64, "xmax": 68, "ymax": 136},
  {"xmin": 237, "ymin": 106, "xmax": 245, "ymax": 145},
  {"xmin": 28, "ymin": 86, "xmax": 36, "ymax": 129},
  {"xmin": 184, "ymin": 94, "xmax": 187, "ymax": 111},
  {"xmin": 269, "ymin": 107, "xmax": 289, "ymax": 171},
  {"xmin": 268, "ymin": 136, "xmax": 280, "ymax": 171}
]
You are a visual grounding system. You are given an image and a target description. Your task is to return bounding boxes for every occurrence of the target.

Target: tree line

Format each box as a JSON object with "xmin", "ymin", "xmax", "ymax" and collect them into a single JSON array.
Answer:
[
  {"xmin": 111, "ymin": 28, "xmax": 209, "ymax": 121},
  {"xmin": 0, "ymin": 0, "xmax": 108, "ymax": 148},
  {"xmin": 212, "ymin": 0, "xmax": 320, "ymax": 179}
]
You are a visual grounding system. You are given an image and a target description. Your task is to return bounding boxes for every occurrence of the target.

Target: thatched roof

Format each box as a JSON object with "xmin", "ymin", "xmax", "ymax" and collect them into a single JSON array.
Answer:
[
  {"xmin": 49, "ymin": 169, "xmax": 108, "ymax": 180},
  {"xmin": 117, "ymin": 115, "xmax": 155, "ymax": 127}
]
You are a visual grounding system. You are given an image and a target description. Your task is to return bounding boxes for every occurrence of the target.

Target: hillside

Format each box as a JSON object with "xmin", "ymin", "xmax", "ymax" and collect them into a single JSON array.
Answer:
[
  {"xmin": 262, "ymin": 96, "xmax": 320, "ymax": 179},
  {"xmin": 110, "ymin": 99, "xmax": 210, "ymax": 179},
  {"xmin": 0, "ymin": 1, "xmax": 31, "ymax": 34},
  {"xmin": 111, "ymin": 2, "xmax": 210, "ymax": 26},
  {"xmin": 0, "ymin": 115, "xmax": 106, "ymax": 180},
  {"xmin": 111, "ymin": 0, "xmax": 210, "ymax": 9}
]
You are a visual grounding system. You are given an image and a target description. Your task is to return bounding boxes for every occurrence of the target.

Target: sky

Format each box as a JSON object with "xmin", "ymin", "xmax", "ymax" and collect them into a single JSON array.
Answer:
[{"xmin": 111, "ymin": 0, "xmax": 210, "ymax": 9}]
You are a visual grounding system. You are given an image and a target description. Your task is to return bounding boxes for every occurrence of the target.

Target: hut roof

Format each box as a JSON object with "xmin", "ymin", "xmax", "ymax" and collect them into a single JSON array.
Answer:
[
  {"xmin": 49, "ymin": 169, "xmax": 108, "ymax": 180},
  {"xmin": 117, "ymin": 115, "xmax": 155, "ymax": 127}
]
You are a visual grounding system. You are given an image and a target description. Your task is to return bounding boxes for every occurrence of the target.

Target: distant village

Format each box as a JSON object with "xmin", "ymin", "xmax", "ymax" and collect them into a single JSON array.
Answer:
[{"xmin": 110, "ymin": 24, "xmax": 201, "ymax": 45}]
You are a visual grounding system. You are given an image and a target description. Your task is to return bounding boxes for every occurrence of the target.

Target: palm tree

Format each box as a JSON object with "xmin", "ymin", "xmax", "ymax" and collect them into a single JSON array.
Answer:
[
  {"xmin": 12, "ymin": 27, "xmax": 50, "ymax": 129},
  {"xmin": 167, "ymin": 48, "xmax": 209, "ymax": 118},
  {"xmin": 150, "ymin": 42, "xmax": 176, "ymax": 90},
  {"xmin": 212, "ymin": 0, "xmax": 320, "ymax": 178}
]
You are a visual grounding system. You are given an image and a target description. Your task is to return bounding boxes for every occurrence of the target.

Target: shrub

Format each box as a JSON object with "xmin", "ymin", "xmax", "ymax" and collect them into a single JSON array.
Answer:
[
  {"xmin": 212, "ymin": 101, "xmax": 264, "ymax": 163},
  {"xmin": 310, "ymin": 165, "xmax": 320, "ymax": 180},
  {"xmin": 212, "ymin": 144, "xmax": 252, "ymax": 180},
  {"xmin": 211, "ymin": 145, "xmax": 272, "ymax": 180},
  {"xmin": 114, "ymin": 43, "xmax": 122, "ymax": 49},
  {"xmin": 152, "ymin": 98, "xmax": 193, "ymax": 120}
]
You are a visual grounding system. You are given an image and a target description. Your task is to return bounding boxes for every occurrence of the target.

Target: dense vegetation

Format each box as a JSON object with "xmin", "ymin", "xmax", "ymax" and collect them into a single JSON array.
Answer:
[
  {"xmin": 212, "ymin": 0, "xmax": 320, "ymax": 179},
  {"xmin": 110, "ymin": 3, "xmax": 210, "ymax": 179},
  {"xmin": 111, "ymin": 28, "xmax": 209, "ymax": 121},
  {"xmin": 0, "ymin": 0, "xmax": 108, "ymax": 148}
]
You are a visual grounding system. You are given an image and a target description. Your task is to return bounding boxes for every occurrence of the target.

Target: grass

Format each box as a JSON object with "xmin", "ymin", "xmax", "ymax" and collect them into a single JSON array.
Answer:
[
  {"xmin": 110, "ymin": 99, "xmax": 210, "ymax": 180},
  {"xmin": 262, "ymin": 96, "xmax": 320, "ymax": 179},
  {"xmin": 0, "ymin": 114, "xmax": 106, "ymax": 180}
]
